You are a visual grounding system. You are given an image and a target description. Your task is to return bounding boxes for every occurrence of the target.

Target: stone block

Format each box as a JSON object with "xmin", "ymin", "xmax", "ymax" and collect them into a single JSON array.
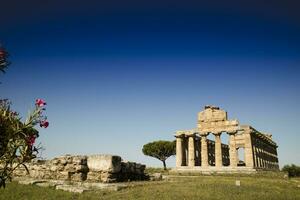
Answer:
[
  {"xmin": 198, "ymin": 106, "xmax": 227, "ymax": 122},
  {"xmin": 101, "ymin": 172, "xmax": 117, "ymax": 183},
  {"xmin": 87, "ymin": 171, "xmax": 102, "ymax": 182},
  {"xmin": 56, "ymin": 185, "xmax": 91, "ymax": 193},
  {"xmin": 70, "ymin": 172, "xmax": 87, "ymax": 181},
  {"xmin": 87, "ymin": 155, "xmax": 122, "ymax": 173},
  {"xmin": 18, "ymin": 179, "xmax": 46, "ymax": 185},
  {"xmin": 150, "ymin": 173, "xmax": 162, "ymax": 181}
]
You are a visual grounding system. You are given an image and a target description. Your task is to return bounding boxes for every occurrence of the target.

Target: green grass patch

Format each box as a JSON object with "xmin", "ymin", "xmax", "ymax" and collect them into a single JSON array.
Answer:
[
  {"xmin": 1, "ymin": 176, "xmax": 299, "ymax": 200},
  {"xmin": 144, "ymin": 167, "xmax": 170, "ymax": 174}
]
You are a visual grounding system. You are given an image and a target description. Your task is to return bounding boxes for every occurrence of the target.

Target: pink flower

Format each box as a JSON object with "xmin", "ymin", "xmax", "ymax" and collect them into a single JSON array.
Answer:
[
  {"xmin": 27, "ymin": 135, "xmax": 36, "ymax": 146},
  {"xmin": 40, "ymin": 120, "xmax": 49, "ymax": 128},
  {"xmin": 35, "ymin": 99, "xmax": 47, "ymax": 107},
  {"xmin": 0, "ymin": 48, "xmax": 7, "ymax": 58}
]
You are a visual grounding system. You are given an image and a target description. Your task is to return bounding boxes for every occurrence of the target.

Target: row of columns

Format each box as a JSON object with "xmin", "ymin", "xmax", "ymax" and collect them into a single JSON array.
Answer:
[
  {"xmin": 252, "ymin": 136, "xmax": 279, "ymax": 169},
  {"xmin": 176, "ymin": 132, "xmax": 238, "ymax": 168}
]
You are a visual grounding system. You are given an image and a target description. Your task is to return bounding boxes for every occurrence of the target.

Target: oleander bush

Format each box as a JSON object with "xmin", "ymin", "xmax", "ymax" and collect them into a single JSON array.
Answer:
[{"xmin": 0, "ymin": 46, "xmax": 49, "ymax": 188}]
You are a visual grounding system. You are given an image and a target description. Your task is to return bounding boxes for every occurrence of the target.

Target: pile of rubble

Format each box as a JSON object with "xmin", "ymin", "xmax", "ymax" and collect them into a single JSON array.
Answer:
[{"xmin": 14, "ymin": 154, "xmax": 147, "ymax": 183}]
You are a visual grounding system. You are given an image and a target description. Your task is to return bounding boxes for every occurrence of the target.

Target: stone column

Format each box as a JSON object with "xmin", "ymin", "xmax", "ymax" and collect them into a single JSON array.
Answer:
[
  {"xmin": 255, "ymin": 138, "xmax": 260, "ymax": 168},
  {"xmin": 214, "ymin": 132, "xmax": 222, "ymax": 168},
  {"xmin": 271, "ymin": 146, "xmax": 276, "ymax": 169},
  {"xmin": 262, "ymin": 149, "xmax": 267, "ymax": 169},
  {"xmin": 261, "ymin": 143, "xmax": 267, "ymax": 168},
  {"xmin": 266, "ymin": 150, "xmax": 270, "ymax": 169},
  {"xmin": 200, "ymin": 133, "xmax": 208, "ymax": 167},
  {"xmin": 188, "ymin": 135, "xmax": 195, "ymax": 167},
  {"xmin": 229, "ymin": 132, "xmax": 237, "ymax": 167},
  {"xmin": 244, "ymin": 129, "xmax": 254, "ymax": 168},
  {"xmin": 259, "ymin": 147, "xmax": 265, "ymax": 168},
  {"xmin": 176, "ymin": 136, "xmax": 183, "ymax": 167},
  {"xmin": 255, "ymin": 141, "xmax": 260, "ymax": 168},
  {"xmin": 252, "ymin": 145, "xmax": 257, "ymax": 167}
]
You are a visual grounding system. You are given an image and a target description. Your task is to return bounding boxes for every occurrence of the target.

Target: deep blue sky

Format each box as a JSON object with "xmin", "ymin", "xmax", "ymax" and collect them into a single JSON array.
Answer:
[{"xmin": 1, "ymin": 1, "xmax": 300, "ymax": 167}]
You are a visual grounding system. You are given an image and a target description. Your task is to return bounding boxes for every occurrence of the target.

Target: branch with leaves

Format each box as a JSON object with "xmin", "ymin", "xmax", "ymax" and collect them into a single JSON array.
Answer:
[{"xmin": 0, "ymin": 99, "xmax": 49, "ymax": 188}]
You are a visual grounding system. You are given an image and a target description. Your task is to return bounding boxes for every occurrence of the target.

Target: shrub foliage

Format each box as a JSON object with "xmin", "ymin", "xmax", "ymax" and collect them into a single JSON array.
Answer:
[
  {"xmin": 282, "ymin": 164, "xmax": 300, "ymax": 177},
  {"xmin": 0, "ymin": 46, "xmax": 49, "ymax": 188}
]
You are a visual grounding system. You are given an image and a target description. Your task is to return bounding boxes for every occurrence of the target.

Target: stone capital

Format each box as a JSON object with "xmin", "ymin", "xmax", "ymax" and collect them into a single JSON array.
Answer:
[
  {"xmin": 227, "ymin": 131, "xmax": 237, "ymax": 135},
  {"xmin": 186, "ymin": 134, "xmax": 195, "ymax": 138},
  {"xmin": 175, "ymin": 130, "xmax": 186, "ymax": 137},
  {"xmin": 199, "ymin": 132, "xmax": 209, "ymax": 137},
  {"xmin": 185, "ymin": 130, "xmax": 196, "ymax": 137},
  {"xmin": 174, "ymin": 134, "xmax": 185, "ymax": 139},
  {"xmin": 213, "ymin": 132, "xmax": 222, "ymax": 136}
]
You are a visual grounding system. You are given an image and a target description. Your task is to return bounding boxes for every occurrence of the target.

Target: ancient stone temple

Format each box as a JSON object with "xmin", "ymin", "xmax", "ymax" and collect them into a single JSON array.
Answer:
[{"xmin": 174, "ymin": 105, "xmax": 279, "ymax": 173}]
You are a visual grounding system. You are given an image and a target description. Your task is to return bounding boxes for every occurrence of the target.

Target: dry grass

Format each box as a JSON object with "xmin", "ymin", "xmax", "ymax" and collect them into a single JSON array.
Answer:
[{"xmin": 0, "ymin": 176, "xmax": 299, "ymax": 200}]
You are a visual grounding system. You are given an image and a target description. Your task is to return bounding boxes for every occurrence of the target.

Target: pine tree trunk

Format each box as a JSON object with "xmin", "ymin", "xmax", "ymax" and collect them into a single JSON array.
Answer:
[{"xmin": 162, "ymin": 160, "xmax": 167, "ymax": 170}]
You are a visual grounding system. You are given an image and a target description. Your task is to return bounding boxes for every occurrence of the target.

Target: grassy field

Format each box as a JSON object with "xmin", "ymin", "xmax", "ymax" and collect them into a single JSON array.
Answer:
[{"xmin": 0, "ymin": 176, "xmax": 299, "ymax": 200}]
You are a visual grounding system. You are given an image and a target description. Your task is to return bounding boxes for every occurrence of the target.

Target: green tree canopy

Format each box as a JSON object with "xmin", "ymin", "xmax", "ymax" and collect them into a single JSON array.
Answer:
[
  {"xmin": 282, "ymin": 164, "xmax": 300, "ymax": 177},
  {"xmin": 142, "ymin": 140, "xmax": 176, "ymax": 170}
]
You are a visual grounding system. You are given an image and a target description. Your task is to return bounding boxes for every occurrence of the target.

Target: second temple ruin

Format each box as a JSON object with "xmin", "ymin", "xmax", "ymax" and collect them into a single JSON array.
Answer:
[{"xmin": 174, "ymin": 105, "xmax": 279, "ymax": 173}]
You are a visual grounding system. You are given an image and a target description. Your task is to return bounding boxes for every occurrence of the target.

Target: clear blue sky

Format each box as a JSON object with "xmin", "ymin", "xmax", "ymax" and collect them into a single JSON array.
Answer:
[{"xmin": 1, "ymin": 1, "xmax": 300, "ymax": 167}]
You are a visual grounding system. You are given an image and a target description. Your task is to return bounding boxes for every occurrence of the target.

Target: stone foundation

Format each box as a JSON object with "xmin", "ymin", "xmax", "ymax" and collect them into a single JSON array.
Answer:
[
  {"xmin": 14, "ymin": 154, "xmax": 147, "ymax": 183},
  {"xmin": 171, "ymin": 166, "xmax": 257, "ymax": 174}
]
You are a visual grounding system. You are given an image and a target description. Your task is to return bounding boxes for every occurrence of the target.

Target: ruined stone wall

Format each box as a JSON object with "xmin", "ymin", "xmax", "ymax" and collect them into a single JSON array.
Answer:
[
  {"xmin": 87, "ymin": 155, "xmax": 146, "ymax": 182},
  {"xmin": 14, "ymin": 154, "xmax": 147, "ymax": 183},
  {"xmin": 14, "ymin": 155, "xmax": 88, "ymax": 181}
]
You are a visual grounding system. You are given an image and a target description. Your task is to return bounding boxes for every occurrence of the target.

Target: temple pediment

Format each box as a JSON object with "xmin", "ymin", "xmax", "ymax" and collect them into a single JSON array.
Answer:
[{"xmin": 198, "ymin": 105, "xmax": 239, "ymax": 133}]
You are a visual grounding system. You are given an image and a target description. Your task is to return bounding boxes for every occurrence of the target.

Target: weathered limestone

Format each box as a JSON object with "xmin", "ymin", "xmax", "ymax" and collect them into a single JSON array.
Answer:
[
  {"xmin": 229, "ymin": 133, "xmax": 237, "ymax": 167},
  {"xmin": 87, "ymin": 155, "xmax": 121, "ymax": 173},
  {"xmin": 14, "ymin": 154, "xmax": 147, "ymax": 183},
  {"xmin": 200, "ymin": 134, "xmax": 208, "ymax": 167},
  {"xmin": 14, "ymin": 177, "xmax": 132, "ymax": 193},
  {"xmin": 214, "ymin": 133, "xmax": 222, "ymax": 168},
  {"xmin": 14, "ymin": 155, "xmax": 89, "ymax": 181},
  {"xmin": 243, "ymin": 127, "xmax": 254, "ymax": 168},
  {"xmin": 198, "ymin": 106, "xmax": 239, "ymax": 134},
  {"xmin": 175, "ymin": 135, "xmax": 183, "ymax": 167},
  {"xmin": 173, "ymin": 105, "xmax": 279, "ymax": 173},
  {"xmin": 87, "ymin": 155, "xmax": 122, "ymax": 182},
  {"xmin": 188, "ymin": 134, "xmax": 195, "ymax": 167}
]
